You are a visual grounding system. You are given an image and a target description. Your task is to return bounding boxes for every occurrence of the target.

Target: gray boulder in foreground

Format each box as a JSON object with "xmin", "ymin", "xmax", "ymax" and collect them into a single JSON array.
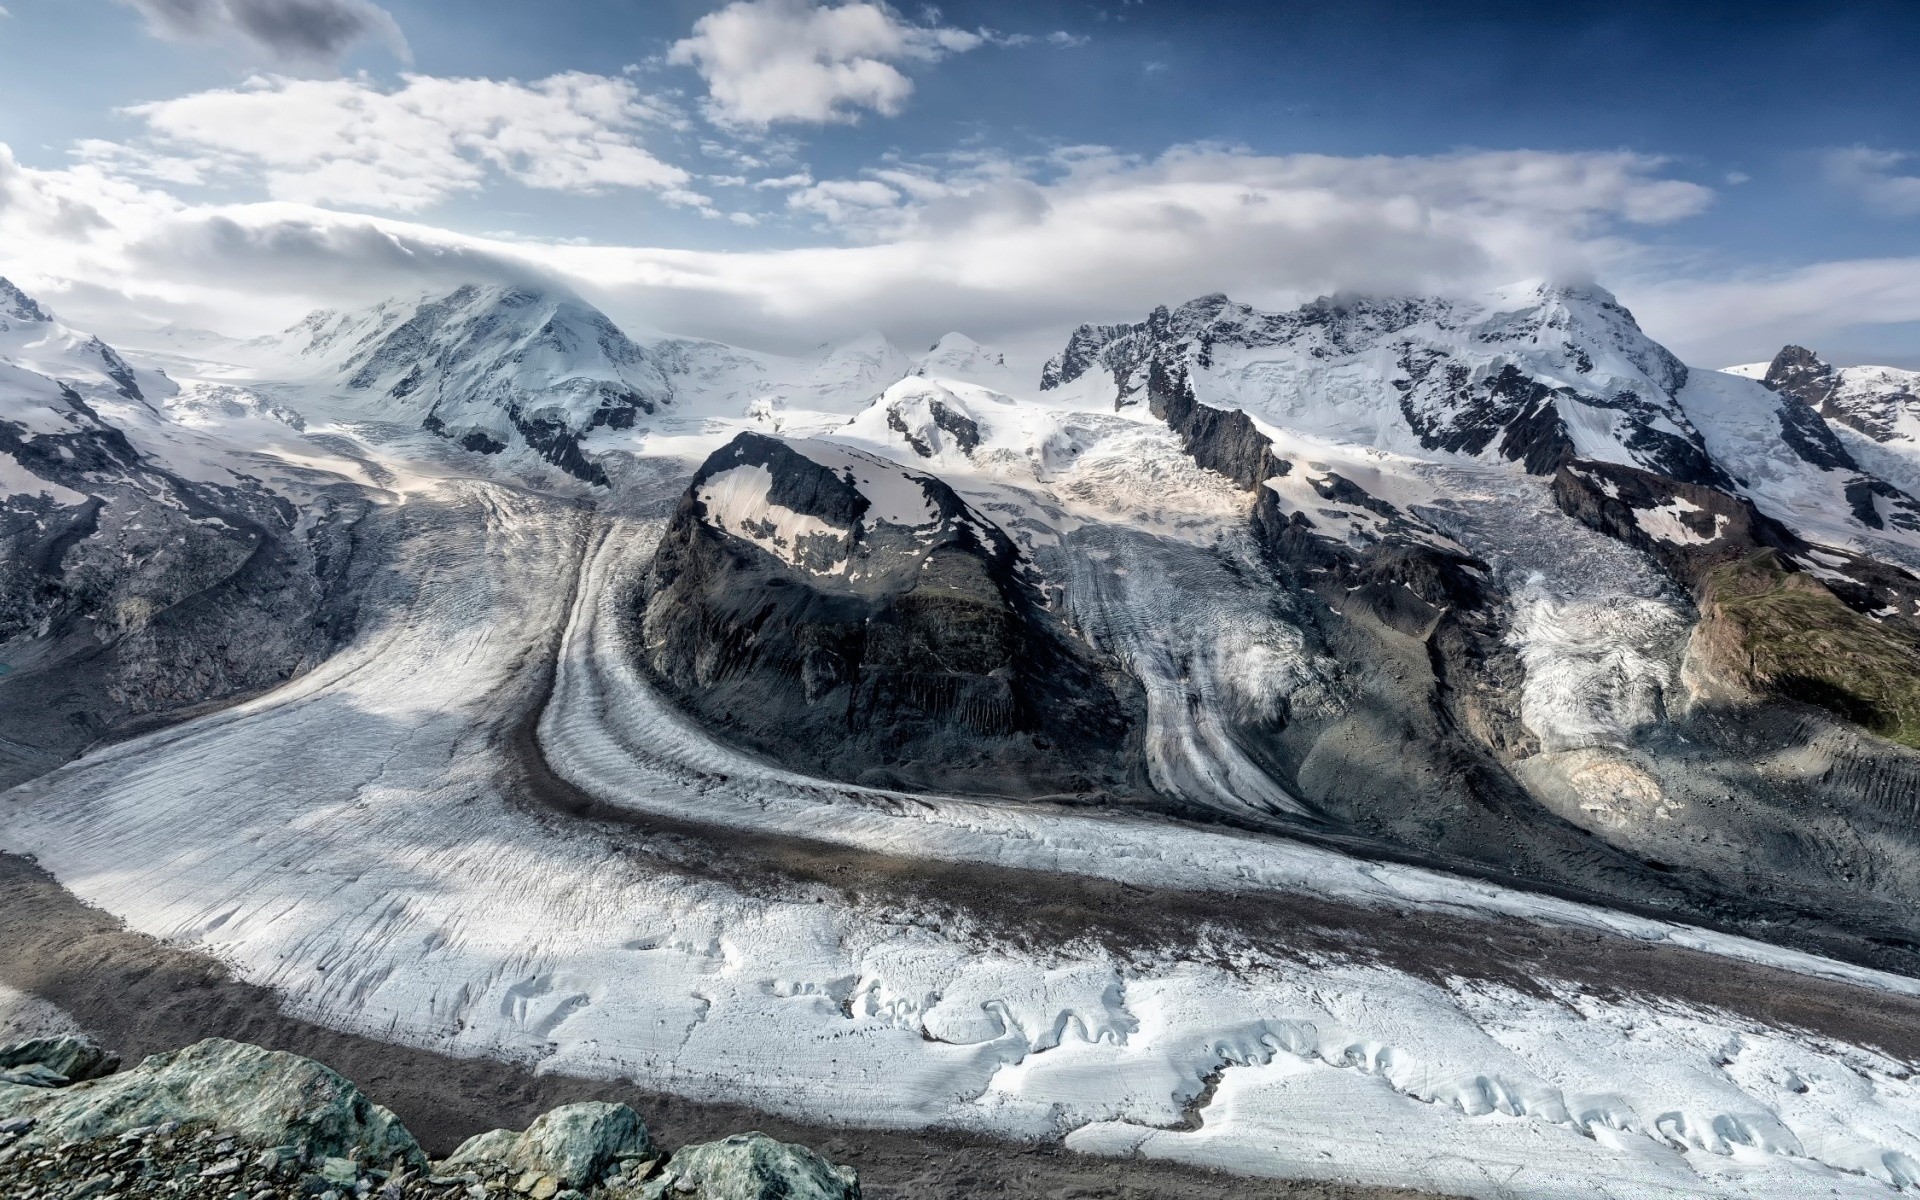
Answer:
[
  {"xmin": 445, "ymin": 1100, "xmax": 655, "ymax": 1190},
  {"xmin": 0, "ymin": 1037, "xmax": 423, "ymax": 1170},
  {"xmin": 0, "ymin": 1034, "xmax": 119, "ymax": 1085},
  {"xmin": 637, "ymin": 1132, "xmax": 859, "ymax": 1200}
]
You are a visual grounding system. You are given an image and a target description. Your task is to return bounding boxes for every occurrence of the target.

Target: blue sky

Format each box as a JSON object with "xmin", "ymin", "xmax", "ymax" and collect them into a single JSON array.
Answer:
[{"xmin": 1, "ymin": 0, "xmax": 1917, "ymax": 365}]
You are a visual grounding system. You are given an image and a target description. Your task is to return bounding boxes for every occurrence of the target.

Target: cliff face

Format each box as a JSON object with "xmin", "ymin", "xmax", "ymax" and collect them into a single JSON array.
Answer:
[{"xmin": 639, "ymin": 431, "xmax": 1141, "ymax": 798}]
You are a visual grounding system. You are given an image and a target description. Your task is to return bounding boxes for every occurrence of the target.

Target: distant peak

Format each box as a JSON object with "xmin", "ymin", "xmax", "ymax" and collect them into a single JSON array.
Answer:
[
  {"xmin": 0, "ymin": 277, "xmax": 51, "ymax": 323},
  {"xmin": 1770, "ymin": 344, "xmax": 1831, "ymax": 373}
]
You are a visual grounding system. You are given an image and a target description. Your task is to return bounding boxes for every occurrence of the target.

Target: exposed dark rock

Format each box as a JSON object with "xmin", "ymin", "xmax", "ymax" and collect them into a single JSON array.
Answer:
[
  {"xmin": 1762, "ymin": 345, "xmax": 1840, "ymax": 411},
  {"xmin": 638, "ymin": 431, "xmax": 1141, "ymax": 798},
  {"xmin": 1775, "ymin": 386, "xmax": 1859, "ymax": 470},
  {"xmin": 885, "ymin": 396, "xmax": 979, "ymax": 458}
]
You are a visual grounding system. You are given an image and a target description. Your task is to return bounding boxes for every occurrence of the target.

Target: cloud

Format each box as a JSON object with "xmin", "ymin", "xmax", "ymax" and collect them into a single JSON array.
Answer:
[
  {"xmin": 1623, "ymin": 256, "xmax": 1920, "ymax": 367},
  {"xmin": 117, "ymin": 0, "xmax": 409, "ymax": 67},
  {"xmin": 2, "ymin": 137, "xmax": 1731, "ymax": 363},
  {"xmin": 787, "ymin": 177, "xmax": 901, "ymax": 222},
  {"xmin": 1824, "ymin": 147, "xmax": 1920, "ymax": 217},
  {"xmin": 81, "ymin": 72, "xmax": 692, "ymax": 213},
  {"xmin": 668, "ymin": 0, "xmax": 985, "ymax": 125}
]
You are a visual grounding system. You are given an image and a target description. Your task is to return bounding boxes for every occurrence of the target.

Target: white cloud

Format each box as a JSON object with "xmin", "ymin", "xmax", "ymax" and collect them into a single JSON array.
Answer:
[
  {"xmin": 2, "ymin": 138, "xmax": 1733, "ymax": 363},
  {"xmin": 1824, "ymin": 147, "xmax": 1920, "ymax": 216},
  {"xmin": 82, "ymin": 72, "xmax": 691, "ymax": 213},
  {"xmin": 787, "ymin": 177, "xmax": 901, "ymax": 222},
  {"xmin": 1623, "ymin": 256, "xmax": 1920, "ymax": 368},
  {"xmin": 668, "ymin": 0, "xmax": 985, "ymax": 125},
  {"xmin": 117, "ymin": 0, "xmax": 409, "ymax": 67}
]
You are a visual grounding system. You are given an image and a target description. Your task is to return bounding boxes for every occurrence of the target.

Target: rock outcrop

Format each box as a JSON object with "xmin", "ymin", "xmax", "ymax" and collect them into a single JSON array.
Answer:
[
  {"xmin": 635, "ymin": 1132, "xmax": 859, "ymax": 1200},
  {"xmin": 0, "ymin": 1038, "xmax": 422, "ymax": 1169},
  {"xmin": 0, "ymin": 1036, "xmax": 858, "ymax": 1200},
  {"xmin": 639, "ymin": 431, "xmax": 1141, "ymax": 798},
  {"xmin": 0, "ymin": 1034, "xmax": 118, "ymax": 1087},
  {"xmin": 445, "ymin": 1102, "xmax": 655, "ymax": 1194}
]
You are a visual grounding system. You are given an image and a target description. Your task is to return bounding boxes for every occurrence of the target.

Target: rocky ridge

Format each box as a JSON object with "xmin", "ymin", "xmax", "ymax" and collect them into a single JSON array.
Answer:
[{"xmin": 0, "ymin": 279, "xmax": 373, "ymax": 789}]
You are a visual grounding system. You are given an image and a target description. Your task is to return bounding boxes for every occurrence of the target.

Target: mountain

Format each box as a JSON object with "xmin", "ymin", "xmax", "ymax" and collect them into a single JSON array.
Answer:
[
  {"xmin": 285, "ymin": 284, "xmax": 672, "ymax": 484},
  {"xmin": 1025, "ymin": 281, "xmax": 1920, "ymax": 968},
  {"xmin": 0, "ymin": 279, "xmax": 368, "ymax": 785},
  {"xmin": 0, "ymin": 278, "xmax": 168, "ymax": 415},
  {"xmin": 638, "ymin": 430, "xmax": 1140, "ymax": 797},
  {"xmin": 912, "ymin": 332, "xmax": 1013, "ymax": 389},
  {"xmin": 1751, "ymin": 342, "xmax": 1920, "ymax": 448}
]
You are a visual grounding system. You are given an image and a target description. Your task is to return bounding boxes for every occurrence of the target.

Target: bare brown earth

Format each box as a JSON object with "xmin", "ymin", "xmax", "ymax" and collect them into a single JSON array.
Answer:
[{"xmin": 0, "ymin": 851, "xmax": 1446, "ymax": 1200}]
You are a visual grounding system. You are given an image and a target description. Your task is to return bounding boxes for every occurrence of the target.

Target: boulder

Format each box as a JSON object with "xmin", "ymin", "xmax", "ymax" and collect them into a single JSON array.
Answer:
[
  {"xmin": 0, "ymin": 1034, "xmax": 120, "ymax": 1084},
  {"xmin": 637, "ymin": 1132, "xmax": 858, "ymax": 1200},
  {"xmin": 0, "ymin": 1037, "xmax": 422, "ymax": 1169},
  {"xmin": 444, "ymin": 1101, "xmax": 653, "ymax": 1190}
]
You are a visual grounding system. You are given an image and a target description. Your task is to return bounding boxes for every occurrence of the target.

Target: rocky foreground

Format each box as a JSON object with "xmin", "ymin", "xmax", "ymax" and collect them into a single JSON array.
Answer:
[{"xmin": 0, "ymin": 1035, "xmax": 858, "ymax": 1200}]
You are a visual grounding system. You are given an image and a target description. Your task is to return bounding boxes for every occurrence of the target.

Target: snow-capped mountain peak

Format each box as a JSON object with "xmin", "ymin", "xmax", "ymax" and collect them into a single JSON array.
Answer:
[
  {"xmin": 279, "ymin": 283, "xmax": 672, "ymax": 483},
  {"xmin": 1753, "ymin": 343, "xmax": 1920, "ymax": 448},
  {"xmin": 0, "ymin": 277, "xmax": 51, "ymax": 325},
  {"xmin": 0, "ymin": 277, "xmax": 165, "ymax": 411},
  {"xmin": 1043, "ymin": 280, "xmax": 1714, "ymax": 485},
  {"xmin": 912, "ymin": 332, "xmax": 1011, "ymax": 387}
]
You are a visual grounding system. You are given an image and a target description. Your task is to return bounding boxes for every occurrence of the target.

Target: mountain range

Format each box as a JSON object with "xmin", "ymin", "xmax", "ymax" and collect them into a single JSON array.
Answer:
[{"xmin": 9, "ymin": 273, "xmax": 1920, "ymax": 1199}]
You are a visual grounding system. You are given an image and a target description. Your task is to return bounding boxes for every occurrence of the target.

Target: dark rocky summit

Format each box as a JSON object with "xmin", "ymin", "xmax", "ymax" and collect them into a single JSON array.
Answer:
[
  {"xmin": 1760, "ymin": 343, "xmax": 1920, "ymax": 445},
  {"xmin": 638, "ymin": 431, "xmax": 1141, "ymax": 798}
]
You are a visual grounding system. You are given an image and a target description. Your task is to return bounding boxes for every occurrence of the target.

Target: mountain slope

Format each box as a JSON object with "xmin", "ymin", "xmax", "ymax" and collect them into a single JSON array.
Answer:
[
  {"xmin": 1030, "ymin": 282, "xmax": 1920, "ymax": 975},
  {"xmin": 0, "ymin": 279, "xmax": 373, "ymax": 786}
]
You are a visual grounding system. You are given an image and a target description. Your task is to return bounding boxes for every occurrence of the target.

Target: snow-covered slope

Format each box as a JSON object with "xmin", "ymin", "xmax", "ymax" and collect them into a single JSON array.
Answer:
[{"xmin": 0, "ymin": 277, "xmax": 172, "ymax": 418}]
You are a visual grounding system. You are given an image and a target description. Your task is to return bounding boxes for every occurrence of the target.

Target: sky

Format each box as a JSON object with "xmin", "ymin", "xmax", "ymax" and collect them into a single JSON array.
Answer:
[{"xmin": 1, "ymin": 0, "xmax": 1918, "ymax": 367}]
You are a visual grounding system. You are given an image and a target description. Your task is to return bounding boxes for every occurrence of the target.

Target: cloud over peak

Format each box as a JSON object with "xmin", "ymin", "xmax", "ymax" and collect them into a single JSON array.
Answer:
[
  {"xmin": 118, "ymin": 0, "xmax": 409, "ymax": 67},
  {"xmin": 668, "ymin": 0, "xmax": 985, "ymax": 126}
]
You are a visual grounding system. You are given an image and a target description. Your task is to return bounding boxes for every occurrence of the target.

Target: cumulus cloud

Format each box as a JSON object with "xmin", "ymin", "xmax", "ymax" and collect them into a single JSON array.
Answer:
[
  {"xmin": 668, "ymin": 0, "xmax": 985, "ymax": 125},
  {"xmin": 79, "ymin": 72, "xmax": 692, "ymax": 213},
  {"xmin": 117, "ymin": 0, "xmax": 409, "ymax": 67},
  {"xmin": 1824, "ymin": 147, "xmax": 1920, "ymax": 216}
]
